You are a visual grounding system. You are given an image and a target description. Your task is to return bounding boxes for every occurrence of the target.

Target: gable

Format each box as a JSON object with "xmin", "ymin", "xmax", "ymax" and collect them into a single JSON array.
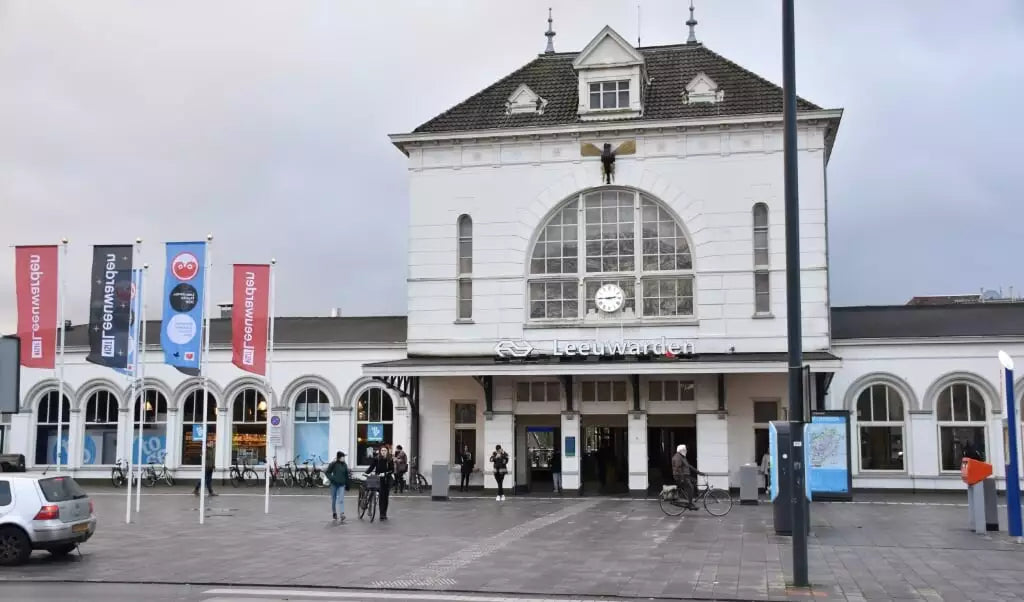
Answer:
[
  {"xmin": 684, "ymin": 72, "xmax": 724, "ymax": 104},
  {"xmin": 572, "ymin": 26, "xmax": 644, "ymax": 69},
  {"xmin": 506, "ymin": 83, "xmax": 548, "ymax": 114}
]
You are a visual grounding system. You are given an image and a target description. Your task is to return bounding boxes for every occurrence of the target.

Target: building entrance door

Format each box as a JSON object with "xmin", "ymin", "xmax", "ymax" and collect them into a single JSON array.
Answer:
[
  {"xmin": 647, "ymin": 427, "xmax": 697, "ymax": 491},
  {"xmin": 580, "ymin": 423, "xmax": 628, "ymax": 494}
]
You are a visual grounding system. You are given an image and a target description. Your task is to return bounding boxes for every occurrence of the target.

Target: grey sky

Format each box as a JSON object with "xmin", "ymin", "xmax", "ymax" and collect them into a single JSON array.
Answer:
[{"xmin": 2, "ymin": 0, "xmax": 1022, "ymax": 333}]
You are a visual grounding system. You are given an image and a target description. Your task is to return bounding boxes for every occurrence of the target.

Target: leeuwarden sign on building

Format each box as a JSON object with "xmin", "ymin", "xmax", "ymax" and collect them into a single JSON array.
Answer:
[{"xmin": 494, "ymin": 337, "xmax": 696, "ymax": 359}]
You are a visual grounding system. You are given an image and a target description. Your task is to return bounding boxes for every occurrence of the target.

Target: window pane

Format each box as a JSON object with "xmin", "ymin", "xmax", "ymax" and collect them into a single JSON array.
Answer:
[
  {"xmin": 968, "ymin": 386, "xmax": 986, "ymax": 421},
  {"xmin": 649, "ymin": 381, "xmax": 663, "ymax": 402},
  {"xmin": 590, "ymin": 92, "xmax": 601, "ymax": 108},
  {"xmin": 859, "ymin": 427, "xmax": 904, "ymax": 470},
  {"xmin": 871, "ymin": 385, "xmax": 888, "ymax": 424},
  {"xmin": 940, "ymin": 426, "xmax": 985, "ymax": 471},
  {"xmin": 641, "ymin": 277, "xmax": 694, "ymax": 317},
  {"xmin": 295, "ymin": 400, "xmax": 307, "ymax": 422},
  {"xmin": 454, "ymin": 429, "xmax": 477, "ymax": 464},
  {"xmin": 531, "ymin": 382, "xmax": 546, "ymax": 402},
  {"xmin": 888, "ymin": 392, "xmax": 904, "ymax": 421},
  {"xmin": 612, "ymin": 381, "xmax": 627, "ymax": 401},
  {"xmin": 680, "ymin": 382, "xmax": 695, "ymax": 401},
  {"xmin": 951, "ymin": 385, "xmax": 968, "ymax": 421},
  {"xmin": 458, "ymin": 216, "xmax": 472, "ymax": 237},
  {"xmin": 516, "ymin": 382, "xmax": 531, "ymax": 402},
  {"xmin": 546, "ymin": 382, "xmax": 561, "ymax": 402},
  {"xmin": 753, "ymin": 204, "xmax": 768, "ymax": 227},
  {"xmin": 582, "ymin": 381, "xmax": 595, "ymax": 401},
  {"xmin": 754, "ymin": 401, "xmax": 778, "ymax": 423},
  {"xmin": 754, "ymin": 273, "xmax": 770, "ymax": 313},
  {"xmin": 603, "ymin": 90, "xmax": 616, "ymax": 108},
  {"xmin": 454, "ymin": 403, "xmax": 476, "ymax": 425},
  {"xmin": 618, "ymin": 90, "xmax": 629, "ymax": 107},
  {"xmin": 597, "ymin": 381, "xmax": 611, "ymax": 402},
  {"xmin": 936, "ymin": 387, "xmax": 952, "ymax": 421}
]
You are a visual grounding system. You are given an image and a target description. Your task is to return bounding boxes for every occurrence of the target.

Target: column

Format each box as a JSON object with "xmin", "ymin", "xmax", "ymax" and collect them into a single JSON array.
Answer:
[
  {"xmin": 627, "ymin": 410, "xmax": 648, "ymax": 496},
  {"xmin": 216, "ymin": 408, "xmax": 230, "ymax": 479},
  {"xmin": 68, "ymin": 409, "xmax": 83, "ymax": 470},
  {"xmin": 165, "ymin": 408, "xmax": 180, "ymax": 469},
  {"xmin": 696, "ymin": 410, "xmax": 729, "ymax": 489},
  {"xmin": 908, "ymin": 411, "xmax": 938, "ymax": 478},
  {"xmin": 329, "ymin": 408, "xmax": 352, "ymax": 462},
  {"xmin": 988, "ymin": 415, "xmax": 1006, "ymax": 480},
  {"xmin": 9, "ymin": 413, "xmax": 32, "ymax": 466},
  {"xmin": 483, "ymin": 411, "xmax": 514, "ymax": 490},
  {"xmin": 117, "ymin": 407, "xmax": 132, "ymax": 465},
  {"xmin": 560, "ymin": 411, "xmax": 581, "ymax": 492},
  {"xmin": 393, "ymin": 405, "xmax": 410, "ymax": 452}
]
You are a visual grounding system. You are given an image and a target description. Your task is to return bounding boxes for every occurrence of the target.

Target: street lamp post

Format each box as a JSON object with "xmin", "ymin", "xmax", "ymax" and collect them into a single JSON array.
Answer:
[{"xmin": 781, "ymin": 0, "xmax": 810, "ymax": 586}]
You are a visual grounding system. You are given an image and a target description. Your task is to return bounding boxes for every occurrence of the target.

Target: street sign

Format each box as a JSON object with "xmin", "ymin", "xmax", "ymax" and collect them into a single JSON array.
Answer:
[{"xmin": 269, "ymin": 412, "xmax": 283, "ymax": 447}]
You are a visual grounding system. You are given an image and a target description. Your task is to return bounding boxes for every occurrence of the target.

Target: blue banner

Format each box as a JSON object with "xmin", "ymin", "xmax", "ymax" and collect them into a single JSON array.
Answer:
[
  {"xmin": 114, "ymin": 269, "xmax": 143, "ymax": 376},
  {"xmin": 160, "ymin": 242, "xmax": 207, "ymax": 376}
]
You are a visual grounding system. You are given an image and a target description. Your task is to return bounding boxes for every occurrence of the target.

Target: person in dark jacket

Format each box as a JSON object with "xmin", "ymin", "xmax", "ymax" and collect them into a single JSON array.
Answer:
[
  {"xmin": 962, "ymin": 440, "xmax": 984, "ymax": 462},
  {"xmin": 365, "ymin": 445, "xmax": 396, "ymax": 520},
  {"xmin": 550, "ymin": 451, "xmax": 562, "ymax": 494},
  {"xmin": 490, "ymin": 445, "xmax": 510, "ymax": 501},
  {"xmin": 394, "ymin": 445, "xmax": 409, "ymax": 493},
  {"xmin": 193, "ymin": 440, "xmax": 216, "ymax": 496},
  {"xmin": 459, "ymin": 446, "xmax": 474, "ymax": 492},
  {"xmin": 325, "ymin": 451, "xmax": 349, "ymax": 522},
  {"xmin": 671, "ymin": 444, "xmax": 704, "ymax": 509}
]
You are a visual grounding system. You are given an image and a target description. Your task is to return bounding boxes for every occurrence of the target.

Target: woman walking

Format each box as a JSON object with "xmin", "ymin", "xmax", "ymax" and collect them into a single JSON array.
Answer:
[{"xmin": 490, "ymin": 445, "xmax": 509, "ymax": 501}]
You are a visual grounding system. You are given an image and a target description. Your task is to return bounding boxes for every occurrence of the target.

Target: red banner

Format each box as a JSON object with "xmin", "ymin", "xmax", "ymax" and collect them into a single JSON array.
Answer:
[
  {"xmin": 14, "ymin": 246, "xmax": 59, "ymax": 369},
  {"xmin": 232, "ymin": 264, "xmax": 271, "ymax": 375}
]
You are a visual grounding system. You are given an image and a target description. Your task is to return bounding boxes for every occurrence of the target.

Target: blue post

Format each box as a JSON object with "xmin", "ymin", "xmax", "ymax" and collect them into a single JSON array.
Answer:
[{"xmin": 1003, "ymin": 356, "xmax": 1022, "ymax": 537}]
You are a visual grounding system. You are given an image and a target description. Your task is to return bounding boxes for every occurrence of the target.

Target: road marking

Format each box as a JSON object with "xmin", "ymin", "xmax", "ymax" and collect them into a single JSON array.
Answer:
[{"xmin": 203, "ymin": 588, "xmax": 615, "ymax": 601}]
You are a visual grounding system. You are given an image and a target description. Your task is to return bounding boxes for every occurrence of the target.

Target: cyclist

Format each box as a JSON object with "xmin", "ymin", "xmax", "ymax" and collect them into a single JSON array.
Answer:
[
  {"xmin": 671, "ymin": 444, "xmax": 704, "ymax": 510},
  {"xmin": 364, "ymin": 445, "xmax": 395, "ymax": 520}
]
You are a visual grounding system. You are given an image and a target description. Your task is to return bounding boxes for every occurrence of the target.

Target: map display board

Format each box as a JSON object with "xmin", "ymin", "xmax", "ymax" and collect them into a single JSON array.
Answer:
[{"xmin": 804, "ymin": 411, "xmax": 853, "ymax": 501}]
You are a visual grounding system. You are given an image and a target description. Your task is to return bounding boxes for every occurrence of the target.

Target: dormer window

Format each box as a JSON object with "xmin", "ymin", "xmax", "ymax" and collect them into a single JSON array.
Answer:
[
  {"xmin": 683, "ymin": 72, "xmax": 724, "ymax": 105},
  {"xmin": 589, "ymin": 81, "xmax": 630, "ymax": 110},
  {"xmin": 505, "ymin": 83, "xmax": 548, "ymax": 115}
]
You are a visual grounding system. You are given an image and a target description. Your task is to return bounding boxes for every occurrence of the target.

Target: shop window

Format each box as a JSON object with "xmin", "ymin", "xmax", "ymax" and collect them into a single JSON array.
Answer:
[
  {"xmin": 936, "ymin": 382, "xmax": 987, "ymax": 472},
  {"xmin": 856, "ymin": 384, "xmax": 905, "ymax": 471},
  {"xmin": 457, "ymin": 214, "xmax": 473, "ymax": 320},
  {"xmin": 452, "ymin": 402, "xmax": 477, "ymax": 464},
  {"xmin": 648, "ymin": 380, "xmax": 696, "ymax": 402},
  {"xmin": 356, "ymin": 387, "xmax": 394, "ymax": 466},
  {"xmin": 294, "ymin": 387, "xmax": 330, "ymax": 464},
  {"xmin": 34, "ymin": 391, "xmax": 70, "ymax": 466},
  {"xmin": 132, "ymin": 390, "xmax": 169, "ymax": 465},
  {"xmin": 231, "ymin": 388, "xmax": 268, "ymax": 465},
  {"xmin": 580, "ymin": 380, "xmax": 627, "ymax": 403},
  {"xmin": 514, "ymin": 381, "xmax": 561, "ymax": 403},
  {"xmin": 181, "ymin": 390, "xmax": 217, "ymax": 466},
  {"xmin": 83, "ymin": 390, "xmax": 118, "ymax": 465}
]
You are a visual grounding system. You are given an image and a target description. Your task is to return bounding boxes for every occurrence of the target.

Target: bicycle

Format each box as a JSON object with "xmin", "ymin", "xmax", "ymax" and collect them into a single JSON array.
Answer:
[
  {"xmin": 659, "ymin": 475, "xmax": 733, "ymax": 517},
  {"xmin": 407, "ymin": 456, "xmax": 429, "ymax": 493},
  {"xmin": 269, "ymin": 457, "xmax": 296, "ymax": 489},
  {"xmin": 229, "ymin": 459, "xmax": 259, "ymax": 487},
  {"xmin": 354, "ymin": 473, "xmax": 379, "ymax": 522},
  {"xmin": 301, "ymin": 455, "xmax": 328, "ymax": 488},
  {"xmin": 111, "ymin": 458, "xmax": 128, "ymax": 488},
  {"xmin": 142, "ymin": 452, "xmax": 175, "ymax": 487}
]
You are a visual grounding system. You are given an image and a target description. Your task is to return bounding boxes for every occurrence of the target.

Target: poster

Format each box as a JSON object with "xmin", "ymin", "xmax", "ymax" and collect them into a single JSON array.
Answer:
[{"xmin": 805, "ymin": 411, "xmax": 852, "ymax": 500}]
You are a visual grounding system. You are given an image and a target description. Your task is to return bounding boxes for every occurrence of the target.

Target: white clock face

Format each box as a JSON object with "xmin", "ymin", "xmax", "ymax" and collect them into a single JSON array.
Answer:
[{"xmin": 594, "ymin": 283, "xmax": 625, "ymax": 313}]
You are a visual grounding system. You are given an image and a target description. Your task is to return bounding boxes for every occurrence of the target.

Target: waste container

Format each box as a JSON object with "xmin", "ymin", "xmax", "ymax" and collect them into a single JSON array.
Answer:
[
  {"xmin": 739, "ymin": 463, "xmax": 759, "ymax": 505},
  {"xmin": 431, "ymin": 462, "xmax": 450, "ymax": 501}
]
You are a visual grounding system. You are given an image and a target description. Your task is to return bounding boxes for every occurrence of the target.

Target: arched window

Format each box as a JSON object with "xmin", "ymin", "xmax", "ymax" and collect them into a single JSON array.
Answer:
[
  {"xmin": 181, "ymin": 390, "xmax": 217, "ymax": 466},
  {"xmin": 856, "ymin": 384, "xmax": 905, "ymax": 471},
  {"xmin": 457, "ymin": 214, "xmax": 473, "ymax": 320},
  {"xmin": 294, "ymin": 387, "xmax": 331, "ymax": 463},
  {"xmin": 752, "ymin": 203, "xmax": 770, "ymax": 315},
  {"xmin": 132, "ymin": 389, "xmax": 168, "ymax": 465},
  {"xmin": 528, "ymin": 188, "xmax": 694, "ymax": 320},
  {"xmin": 936, "ymin": 383, "xmax": 987, "ymax": 471},
  {"xmin": 35, "ymin": 390, "xmax": 70, "ymax": 465},
  {"xmin": 231, "ymin": 388, "xmax": 268, "ymax": 464},
  {"xmin": 356, "ymin": 387, "xmax": 394, "ymax": 466},
  {"xmin": 84, "ymin": 390, "xmax": 119, "ymax": 465}
]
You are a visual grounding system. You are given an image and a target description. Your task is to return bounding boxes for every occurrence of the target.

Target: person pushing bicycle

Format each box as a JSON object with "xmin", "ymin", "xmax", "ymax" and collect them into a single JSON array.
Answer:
[{"xmin": 671, "ymin": 444, "xmax": 704, "ymax": 510}]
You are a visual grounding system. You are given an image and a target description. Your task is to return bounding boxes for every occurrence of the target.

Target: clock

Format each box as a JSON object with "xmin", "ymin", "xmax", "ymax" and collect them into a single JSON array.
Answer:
[{"xmin": 594, "ymin": 283, "xmax": 625, "ymax": 313}]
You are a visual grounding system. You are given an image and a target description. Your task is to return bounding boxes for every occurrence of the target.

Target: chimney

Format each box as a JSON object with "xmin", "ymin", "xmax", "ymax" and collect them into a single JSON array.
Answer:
[
  {"xmin": 329, "ymin": 307, "xmax": 342, "ymax": 318},
  {"xmin": 218, "ymin": 302, "xmax": 233, "ymax": 319}
]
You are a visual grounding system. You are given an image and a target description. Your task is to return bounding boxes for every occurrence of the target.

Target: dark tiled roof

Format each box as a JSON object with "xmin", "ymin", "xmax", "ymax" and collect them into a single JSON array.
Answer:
[
  {"xmin": 413, "ymin": 43, "xmax": 824, "ymax": 134},
  {"xmin": 831, "ymin": 304, "xmax": 1024, "ymax": 340},
  {"xmin": 49, "ymin": 316, "xmax": 407, "ymax": 349}
]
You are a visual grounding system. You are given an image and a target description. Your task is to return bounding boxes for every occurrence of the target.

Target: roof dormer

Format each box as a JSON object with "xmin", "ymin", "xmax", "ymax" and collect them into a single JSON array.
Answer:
[
  {"xmin": 573, "ymin": 26, "xmax": 645, "ymax": 121},
  {"xmin": 683, "ymin": 72, "xmax": 724, "ymax": 105},
  {"xmin": 505, "ymin": 83, "xmax": 548, "ymax": 115}
]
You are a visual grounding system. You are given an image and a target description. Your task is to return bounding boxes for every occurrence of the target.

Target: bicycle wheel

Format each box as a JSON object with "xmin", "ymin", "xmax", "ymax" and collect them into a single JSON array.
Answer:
[
  {"xmin": 415, "ymin": 473, "xmax": 429, "ymax": 492},
  {"xmin": 164, "ymin": 472, "xmax": 176, "ymax": 487},
  {"xmin": 283, "ymin": 471, "xmax": 295, "ymax": 488},
  {"xmin": 296, "ymin": 469, "xmax": 310, "ymax": 488},
  {"xmin": 231, "ymin": 469, "xmax": 244, "ymax": 487},
  {"xmin": 358, "ymin": 490, "xmax": 368, "ymax": 519},
  {"xmin": 111, "ymin": 468, "xmax": 125, "ymax": 488},
  {"xmin": 143, "ymin": 470, "xmax": 158, "ymax": 488},
  {"xmin": 659, "ymin": 490, "xmax": 687, "ymax": 517},
  {"xmin": 703, "ymin": 488, "xmax": 733, "ymax": 517},
  {"xmin": 243, "ymin": 469, "xmax": 259, "ymax": 486},
  {"xmin": 368, "ymin": 491, "xmax": 377, "ymax": 522}
]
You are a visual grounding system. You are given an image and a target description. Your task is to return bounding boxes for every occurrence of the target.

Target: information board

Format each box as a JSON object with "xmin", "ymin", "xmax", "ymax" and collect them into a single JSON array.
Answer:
[{"xmin": 805, "ymin": 411, "xmax": 853, "ymax": 501}]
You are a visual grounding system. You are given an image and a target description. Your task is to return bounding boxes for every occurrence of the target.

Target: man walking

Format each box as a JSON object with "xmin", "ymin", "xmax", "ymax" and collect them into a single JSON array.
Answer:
[
  {"xmin": 193, "ymin": 440, "xmax": 216, "ymax": 497},
  {"xmin": 671, "ymin": 444, "xmax": 704, "ymax": 510},
  {"xmin": 394, "ymin": 445, "xmax": 409, "ymax": 493},
  {"xmin": 550, "ymin": 450, "xmax": 562, "ymax": 494},
  {"xmin": 326, "ymin": 451, "xmax": 349, "ymax": 522}
]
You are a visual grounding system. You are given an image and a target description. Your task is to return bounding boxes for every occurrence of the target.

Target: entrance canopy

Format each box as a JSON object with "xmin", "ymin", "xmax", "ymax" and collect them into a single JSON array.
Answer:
[{"xmin": 363, "ymin": 351, "xmax": 841, "ymax": 378}]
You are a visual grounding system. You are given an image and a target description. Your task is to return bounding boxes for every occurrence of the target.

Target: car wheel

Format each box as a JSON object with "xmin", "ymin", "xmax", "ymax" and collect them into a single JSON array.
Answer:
[
  {"xmin": 0, "ymin": 526, "xmax": 31, "ymax": 566},
  {"xmin": 48, "ymin": 543, "xmax": 77, "ymax": 557}
]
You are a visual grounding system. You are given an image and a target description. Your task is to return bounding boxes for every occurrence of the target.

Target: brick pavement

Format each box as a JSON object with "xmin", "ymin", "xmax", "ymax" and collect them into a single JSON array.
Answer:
[{"xmin": 2, "ymin": 485, "xmax": 1022, "ymax": 601}]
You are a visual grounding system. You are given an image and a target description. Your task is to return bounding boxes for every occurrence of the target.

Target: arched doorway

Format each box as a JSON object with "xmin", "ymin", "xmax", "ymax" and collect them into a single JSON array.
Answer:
[
  {"xmin": 231, "ymin": 388, "xmax": 268, "ymax": 465},
  {"xmin": 293, "ymin": 387, "xmax": 330, "ymax": 464},
  {"xmin": 181, "ymin": 390, "xmax": 217, "ymax": 465}
]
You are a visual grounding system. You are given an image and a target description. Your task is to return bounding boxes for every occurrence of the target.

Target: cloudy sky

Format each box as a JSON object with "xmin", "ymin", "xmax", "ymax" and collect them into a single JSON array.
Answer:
[{"xmin": 2, "ymin": 0, "xmax": 1022, "ymax": 333}]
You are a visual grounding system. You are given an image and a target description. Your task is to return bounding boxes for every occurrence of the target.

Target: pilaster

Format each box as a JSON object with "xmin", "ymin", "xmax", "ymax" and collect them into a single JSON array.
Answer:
[
  {"xmin": 627, "ymin": 410, "xmax": 648, "ymax": 495},
  {"xmin": 483, "ymin": 411, "xmax": 514, "ymax": 490},
  {"xmin": 696, "ymin": 410, "xmax": 729, "ymax": 489},
  {"xmin": 560, "ymin": 411, "xmax": 581, "ymax": 492}
]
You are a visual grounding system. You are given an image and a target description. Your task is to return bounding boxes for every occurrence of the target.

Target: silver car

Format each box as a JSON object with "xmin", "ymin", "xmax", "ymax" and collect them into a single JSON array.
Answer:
[{"xmin": 0, "ymin": 474, "xmax": 96, "ymax": 565}]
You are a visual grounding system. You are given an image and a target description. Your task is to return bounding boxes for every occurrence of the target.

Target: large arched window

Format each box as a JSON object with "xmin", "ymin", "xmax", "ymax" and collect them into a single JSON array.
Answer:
[
  {"xmin": 84, "ymin": 390, "xmax": 119, "ymax": 465},
  {"xmin": 355, "ymin": 387, "xmax": 394, "ymax": 466},
  {"xmin": 294, "ymin": 387, "xmax": 331, "ymax": 463},
  {"xmin": 752, "ymin": 203, "xmax": 770, "ymax": 315},
  {"xmin": 457, "ymin": 214, "xmax": 473, "ymax": 320},
  {"xmin": 35, "ymin": 391, "xmax": 70, "ymax": 465},
  {"xmin": 528, "ymin": 188, "xmax": 694, "ymax": 320},
  {"xmin": 231, "ymin": 388, "xmax": 268, "ymax": 464},
  {"xmin": 181, "ymin": 390, "xmax": 217, "ymax": 466},
  {"xmin": 133, "ymin": 389, "xmax": 168, "ymax": 465},
  {"xmin": 936, "ymin": 383, "xmax": 987, "ymax": 471},
  {"xmin": 856, "ymin": 384, "xmax": 905, "ymax": 471}
]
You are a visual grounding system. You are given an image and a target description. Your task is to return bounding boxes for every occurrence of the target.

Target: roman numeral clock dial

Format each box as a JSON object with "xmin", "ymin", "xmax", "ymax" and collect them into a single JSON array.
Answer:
[{"xmin": 594, "ymin": 283, "xmax": 625, "ymax": 313}]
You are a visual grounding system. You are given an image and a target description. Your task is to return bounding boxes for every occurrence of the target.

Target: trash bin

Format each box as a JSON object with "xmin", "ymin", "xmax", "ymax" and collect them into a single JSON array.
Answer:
[
  {"xmin": 431, "ymin": 462, "xmax": 450, "ymax": 501},
  {"xmin": 740, "ymin": 463, "xmax": 759, "ymax": 505}
]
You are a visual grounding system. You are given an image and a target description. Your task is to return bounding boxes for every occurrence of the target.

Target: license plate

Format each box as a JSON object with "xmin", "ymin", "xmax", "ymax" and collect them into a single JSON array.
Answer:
[{"xmin": 72, "ymin": 522, "xmax": 89, "ymax": 534}]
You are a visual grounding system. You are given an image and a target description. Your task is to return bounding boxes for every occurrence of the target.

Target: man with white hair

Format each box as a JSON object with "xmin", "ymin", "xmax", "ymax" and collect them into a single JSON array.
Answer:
[{"xmin": 671, "ymin": 444, "xmax": 704, "ymax": 510}]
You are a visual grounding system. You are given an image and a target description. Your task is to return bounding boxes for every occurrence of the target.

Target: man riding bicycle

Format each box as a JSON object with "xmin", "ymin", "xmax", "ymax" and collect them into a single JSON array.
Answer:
[{"xmin": 671, "ymin": 444, "xmax": 704, "ymax": 510}]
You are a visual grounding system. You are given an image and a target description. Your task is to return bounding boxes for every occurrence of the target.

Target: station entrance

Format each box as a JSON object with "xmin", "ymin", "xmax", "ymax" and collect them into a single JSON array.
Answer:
[
  {"xmin": 647, "ymin": 414, "xmax": 697, "ymax": 492},
  {"xmin": 580, "ymin": 414, "xmax": 628, "ymax": 495}
]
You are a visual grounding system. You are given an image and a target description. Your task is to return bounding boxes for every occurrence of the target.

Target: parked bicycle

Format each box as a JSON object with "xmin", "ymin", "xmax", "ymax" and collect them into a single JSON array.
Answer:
[
  {"xmin": 269, "ymin": 456, "xmax": 297, "ymax": 488},
  {"xmin": 142, "ymin": 452, "xmax": 176, "ymax": 487},
  {"xmin": 229, "ymin": 459, "xmax": 259, "ymax": 487},
  {"xmin": 407, "ymin": 456, "xmax": 429, "ymax": 493},
  {"xmin": 111, "ymin": 458, "xmax": 128, "ymax": 488},
  {"xmin": 659, "ymin": 475, "xmax": 733, "ymax": 517},
  {"xmin": 297, "ymin": 455, "xmax": 327, "ymax": 488},
  {"xmin": 353, "ymin": 472, "xmax": 380, "ymax": 522}
]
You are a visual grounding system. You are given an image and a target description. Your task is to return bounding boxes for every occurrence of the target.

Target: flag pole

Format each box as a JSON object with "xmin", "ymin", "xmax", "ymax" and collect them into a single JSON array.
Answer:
[
  {"xmin": 126, "ymin": 239, "xmax": 142, "ymax": 524},
  {"xmin": 264, "ymin": 259, "xmax": 277, "ymax": 514},
  {"xmin": 55, "ymin": 238, "xmax": 68, "ymax": 473},
  {"xmin": 199, "ymin": 234, "xmax": 213, "ymax": 525},
  {"xmin": 135, "ymin": 263, "xmax": 149, "ymax": 513}
]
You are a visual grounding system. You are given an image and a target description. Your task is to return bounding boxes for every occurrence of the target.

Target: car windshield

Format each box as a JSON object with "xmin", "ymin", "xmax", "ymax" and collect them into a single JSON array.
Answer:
[{"xmin": 38, "ymin": 477, "xmax": 88, "ymax": 502}]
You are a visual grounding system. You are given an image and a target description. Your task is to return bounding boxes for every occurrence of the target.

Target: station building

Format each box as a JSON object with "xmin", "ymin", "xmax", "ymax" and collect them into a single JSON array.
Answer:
[{"xmin": 5, "ymin": 22, "xmax": 1024, "ymax": 495}]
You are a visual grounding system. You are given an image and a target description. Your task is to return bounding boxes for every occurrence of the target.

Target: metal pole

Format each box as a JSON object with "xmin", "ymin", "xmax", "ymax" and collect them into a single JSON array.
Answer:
[
  {"xmin": 135, "ymin": 263, "xmax": 148, "ymax": 513},
  {"xmin": 263, "ymin": 259, "xmax": 277, "ymax": 514},
  {"xmin": 199, "ymin": 235, "xmax": 213, "ymax": 525},
  {"xmin": 782, "ymin": 0, "xmax": 809, "ymax": 587},
  {"xmin": 55, "ymin": 239, "xmax": 68, "ymax": 472},
  {"xmin": 999, "ymin": 351, "xmax": 1022, "ymax": 538}
]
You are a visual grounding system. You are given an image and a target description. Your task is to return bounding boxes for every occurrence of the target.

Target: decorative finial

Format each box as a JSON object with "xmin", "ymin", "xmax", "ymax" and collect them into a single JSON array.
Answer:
[
  {"xmin": 686, "ymin": 0, "xmax": 698, "ymax": 44},
  {"xmin": 544, "ymin": 8, "xmax": 556, "ymax": 54}
]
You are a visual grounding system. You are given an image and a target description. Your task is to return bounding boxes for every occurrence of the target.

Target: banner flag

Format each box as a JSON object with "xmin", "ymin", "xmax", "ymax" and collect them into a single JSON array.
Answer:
[
  {"xmin": 114, "ymin": 269, "xmax": 144, "ymax": 376},
  {"xmin": 14, "ymin": 246, "xmax": 59, "ymax": 369},
  {"xmin": 231, "ymin": 264, "xmax": 270, "ymax": 375},
  {"xmin": 86, "ymin": 245, "xmax": 134, "ymax": 369},
  {"xmin": 161, "ymin": 241, "xmax": 207, "ymax": 376}
]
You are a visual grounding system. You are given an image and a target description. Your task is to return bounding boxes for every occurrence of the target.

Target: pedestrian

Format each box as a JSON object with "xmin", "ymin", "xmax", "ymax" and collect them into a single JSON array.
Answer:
[
  {"xmin": 326, "ymin": 451, "xmax": 349, "ymax": 522},
  {"xmin": 671, "ymin": 444, "xmax": 704, "ymax": 510},
  {"xmin": 459, "ymin": 445, "xmax": 474, "ymax": 492},
  {"xmin": 394, "ymin": 445, "xmax": 409, "ymax": 493},
  {"xmin": 490, "ymin": 445, "xmax": 509, "ymax": 501},
  {"xmin": 193, "ymin": 439, "xmax": 216, "ymax": 497},
  {"xmin": 550, "ymin": 450, "xmax": 562, "ymax": 494},
  {"xmin": 365, "ymin": 445, "xmax": 395, "ymax": 520}
]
